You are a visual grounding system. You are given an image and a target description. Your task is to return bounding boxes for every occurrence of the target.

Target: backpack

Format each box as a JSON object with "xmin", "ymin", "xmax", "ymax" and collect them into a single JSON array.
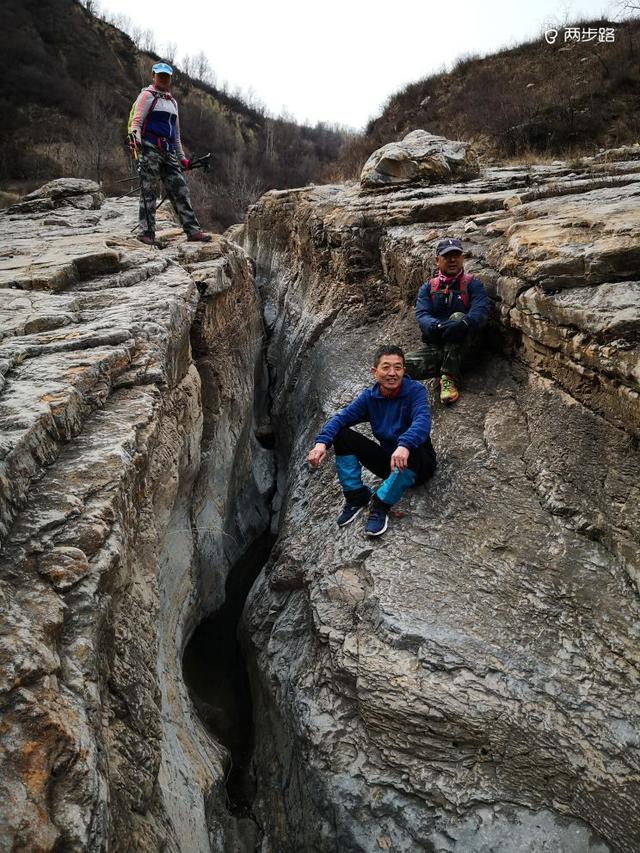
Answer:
[
  {"xmin": 428, "ymin": 273, "xmax": 472, "ymax": 310},
  {"xmin": 127, "ymin": 90, "xmax": 159, "ymax": 137}
]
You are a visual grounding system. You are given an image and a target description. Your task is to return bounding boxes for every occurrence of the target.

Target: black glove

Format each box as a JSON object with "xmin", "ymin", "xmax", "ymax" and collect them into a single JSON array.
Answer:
[
  {"xmin": 440, "ymin": 319, "xmax": 470, "ymax": 343},
  {"xmin": 427, "ymin": 324, "xmax": 443, "ymax": 343}
]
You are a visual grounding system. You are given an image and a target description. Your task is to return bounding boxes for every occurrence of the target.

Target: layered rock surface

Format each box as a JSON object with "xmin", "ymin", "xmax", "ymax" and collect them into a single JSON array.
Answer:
[
  {"xmin": 1, "ymin": 150, "xmax": 639, "ymax": 853},
  {"xmin": 0, "ymin": 183, "xmax": 270, "ymax": 850},
  {"xmin": 239, "ymin": 153, "xmax": 640, "ymax": 851}
]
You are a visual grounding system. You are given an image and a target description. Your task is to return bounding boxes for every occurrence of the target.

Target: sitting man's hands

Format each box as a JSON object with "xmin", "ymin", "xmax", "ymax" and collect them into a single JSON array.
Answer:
[
  {"xmin": 440, "ymin": 318, "xmax": 470, "ymax": 343},
  {"xmin": 390, "ymin": 446, "xmax": 410, "ymax": 472},
  {"xmin": 308, "ymin": 443, "xmax": 327, "ymax": 468},
  {"xmin": 180, "ymin": 158, "xmax": 190, "ymax": 170},
  {"xmin": 429, "ymin": 324, "xmax": 444, "ymax": 343}
]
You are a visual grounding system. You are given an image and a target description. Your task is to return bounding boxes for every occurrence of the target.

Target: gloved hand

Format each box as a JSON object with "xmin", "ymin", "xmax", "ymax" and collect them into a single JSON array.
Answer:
[
  {"xmin": 440, "ymin": 318, "xmax": 470, "ymax": 343},
  {"xmin": 180, "ymin": 158, "xmax": 190, "ymax": 171},
  {"xmin": 427, "ymin": 324, "xmax": 443, "ymax": 343}
]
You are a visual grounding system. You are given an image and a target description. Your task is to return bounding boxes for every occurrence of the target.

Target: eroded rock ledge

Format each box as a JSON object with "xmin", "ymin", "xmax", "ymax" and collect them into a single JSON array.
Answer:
[
  {"xmin": 1, "ymin": 152, "xmax": 639, "ymax": 853},
  {"xmin": 239, "ymin": 154, "xmax": 640, "ymax": 851},
  {"xmin": 0, "ymin": 184, "xmax": 270, "ymax": 851}
]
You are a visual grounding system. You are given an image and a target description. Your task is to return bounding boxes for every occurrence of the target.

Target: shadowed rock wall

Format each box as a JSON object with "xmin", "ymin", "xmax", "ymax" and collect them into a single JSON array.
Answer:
[
  {"xmin": 0, "ymin": 182, "xmax": 270, "ymax": 851},
  {"xmin": 239, "ymin": 156, "xmax": 640, "ymax": 852}
]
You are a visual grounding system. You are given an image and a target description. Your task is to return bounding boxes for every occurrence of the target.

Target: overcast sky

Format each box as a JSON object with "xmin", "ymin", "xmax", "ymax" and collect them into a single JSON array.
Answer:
[{"xmin": 98, "ymin": 0, "xmax": 618, "ymax": 128}]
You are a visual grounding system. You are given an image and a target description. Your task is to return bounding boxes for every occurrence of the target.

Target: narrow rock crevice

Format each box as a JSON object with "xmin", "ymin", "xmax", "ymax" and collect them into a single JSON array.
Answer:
[
  {"xmin": 182, "ymin": 530, "xmax": 275, "ymax": 817},
  {"xmin": 178, "ymin": 272, "xmax": 281, "ymax": 845}
]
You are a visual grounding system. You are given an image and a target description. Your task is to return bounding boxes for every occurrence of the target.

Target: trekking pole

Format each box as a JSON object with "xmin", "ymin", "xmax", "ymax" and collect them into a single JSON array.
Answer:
[{"xmin": 154, "ymin": 152, "xmax": 213, "ymax": 214}]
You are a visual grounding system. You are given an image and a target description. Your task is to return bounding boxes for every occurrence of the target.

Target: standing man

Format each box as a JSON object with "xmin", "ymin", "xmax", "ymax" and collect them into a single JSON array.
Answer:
[
  {"xmin": 129, "ymin": 62, "xmax": 211, "ymax": 245},
  {"xmin": 405, "ymin": 238, "xmax": 489, "ymax": 404},
  {"xmin": 307, "ymin": 346, "xmax": 436, "ymax": 537}
]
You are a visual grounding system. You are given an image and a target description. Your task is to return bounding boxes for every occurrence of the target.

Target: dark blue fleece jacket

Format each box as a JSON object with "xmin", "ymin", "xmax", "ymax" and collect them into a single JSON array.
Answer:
[
  {"xmin": 415, "ymin": 274, "xmax": 489, "ymax": 341},
  {"xmin": 315, "ymin": 377, "xmax": 431, "ymax": 454}
]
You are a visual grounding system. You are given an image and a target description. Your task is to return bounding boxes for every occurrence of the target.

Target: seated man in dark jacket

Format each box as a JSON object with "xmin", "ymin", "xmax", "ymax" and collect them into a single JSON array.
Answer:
[
  {"xmin": 405, "ymin": 237, "xmax": 489, "ymax": 404},
  {"xmin": 307, "ymin": 346, "xmax": 436, "ymax": 537}
]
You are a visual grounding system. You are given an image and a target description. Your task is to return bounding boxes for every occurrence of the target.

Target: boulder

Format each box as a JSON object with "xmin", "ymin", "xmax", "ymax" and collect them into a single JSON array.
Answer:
[
  {"xmin": 360, "ymin": 129, "xmax": 480, "ymax": 189},
  {"xmin": 8, "ymin": 179, "xmax": 104, "ymax": 214}
]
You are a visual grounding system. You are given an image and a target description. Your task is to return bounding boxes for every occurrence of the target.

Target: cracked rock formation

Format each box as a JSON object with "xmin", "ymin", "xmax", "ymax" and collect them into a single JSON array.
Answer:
[
  {"xmin": 0, "ymin": 181, "xmax": 270, "ymax": 851},
  {"xmin": 360, "ymin": 130, "xmax": 480, "ymax": 189},
  {"xmin": 239, "ymin": 151, "xmax": 640, "ymax": 851},
  {"xmin": 1, "ymin": 149, "xmax": 639, "ymax": 853}
]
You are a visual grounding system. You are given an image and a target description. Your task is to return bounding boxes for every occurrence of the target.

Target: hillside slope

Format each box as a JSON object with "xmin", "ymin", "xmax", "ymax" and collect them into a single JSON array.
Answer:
[
  {"xmin": 1, "ymin": 0, "xmax": 345, "ymax": 227},
  {"xmin": 337, "ymin": 18, "xmax": 640, "ymax": 176}
]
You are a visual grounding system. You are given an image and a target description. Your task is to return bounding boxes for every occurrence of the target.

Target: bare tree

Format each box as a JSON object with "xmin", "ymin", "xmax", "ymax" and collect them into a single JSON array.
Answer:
[
  {"xmin": 81, "ymin": 85, "xmax": 120, "ymax": 184},
  {"xmin": 163, "ymin": 41, "xmax": 178, "ymax": 64},
  {"xmin": 193, "ymin": 51, "xmax": 216, "ymax": 86},
  {"xmin": 181, "ymin": 53, "xmax": 195, "ymax": 78},
  {"xmin": 140, "ymin": 28, "xmax": 156, "ymax": 53},
  {"xmin": 80, "ymin": 0, "xmax": 101, "ymax": 16},
  {"xmin": 129, "ymin": 24, "xmax": 144, "ymax": 48},
  {"xmin": 613, "ymin": 1, "xmax": 640, "ymax": 17}
]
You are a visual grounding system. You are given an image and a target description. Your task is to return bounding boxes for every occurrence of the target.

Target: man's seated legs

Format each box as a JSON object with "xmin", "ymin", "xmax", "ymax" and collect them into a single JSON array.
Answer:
[
  {"xmin": 333, "ymin": 427, "xmax": 436, "ymax": 532},
  {"xmin": 406, "ymin": 312, "xmax": 479, "ymax": 404}
]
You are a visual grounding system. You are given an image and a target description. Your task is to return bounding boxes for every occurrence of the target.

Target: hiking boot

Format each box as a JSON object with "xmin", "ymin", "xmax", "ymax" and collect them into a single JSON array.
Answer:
[
  {"xmin": 365, "ymin": 498, "xmax": 389, "ymax": 537},
  {"xmin": 440, "ymin": 374, "xmax": 459, "ymax": 405},
  {"xmin": 138, "ymin": 232, "xmax": 155, "ymax": 246},
  {"xmin": 337, "ymin": 500, "xmax": 368, "ymax": 527},
  {"xmin": 187, "ymin": 230, "xmax": 212, "ymax": 242}
]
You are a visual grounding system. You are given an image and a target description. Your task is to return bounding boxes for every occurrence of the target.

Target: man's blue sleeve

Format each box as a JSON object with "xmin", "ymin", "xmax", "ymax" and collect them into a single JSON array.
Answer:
[
  {"xmin": 397, "ymin": 384, "xmax": 431, "ymax": 449},
  {"xmin": 415, "ymin": 283, "xmax": 439, "ymax": 339},
  {"xmin": 465, "ymin": 278, "xmax": 490, "ymax": 329},
  {"xmin": 314, "ymin": 390, "xmax": 370, "ymax": 448}
]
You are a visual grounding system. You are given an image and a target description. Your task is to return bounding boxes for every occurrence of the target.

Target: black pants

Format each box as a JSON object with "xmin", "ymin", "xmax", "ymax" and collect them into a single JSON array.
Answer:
[{"xmin": 333, "ymin": 427, "xmax": 437, "ymax": 485}]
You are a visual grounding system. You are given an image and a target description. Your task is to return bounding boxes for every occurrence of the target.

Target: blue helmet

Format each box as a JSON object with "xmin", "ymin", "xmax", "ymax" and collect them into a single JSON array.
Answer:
[{"xmin": 152, "ymin": 62, "xmax": 173, "ymax": 75}]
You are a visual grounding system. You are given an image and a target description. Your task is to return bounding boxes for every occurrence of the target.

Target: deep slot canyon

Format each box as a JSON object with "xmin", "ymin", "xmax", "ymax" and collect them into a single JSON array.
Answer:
[
  {"xmin": 0, "ymin": 139, "xmax": 639, "ymax": 853},
  {"xmin": 182, "ymin": 531, "xmax": 275, "ymax": 818}
]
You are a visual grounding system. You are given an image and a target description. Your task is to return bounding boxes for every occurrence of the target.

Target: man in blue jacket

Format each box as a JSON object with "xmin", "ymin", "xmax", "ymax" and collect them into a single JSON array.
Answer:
[
  {"xmin": 307, "ymin": 346, "xmax": 436, "ymax": 537},
  {"xmin": 406, "ymin": 238, "xmax": 489, "ymax": 404}
]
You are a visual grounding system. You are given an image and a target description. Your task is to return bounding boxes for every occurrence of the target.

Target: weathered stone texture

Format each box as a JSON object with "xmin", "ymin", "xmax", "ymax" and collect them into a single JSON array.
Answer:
[
  {"xmin": 241, "ymin": 151, "xmax": 640, "ymax": 852},
  {"xmin": 361, "ymin": 130, "xmax": 480, "ymax": 190},
  {"xmin": 0, "ymin": 187, "xmax": 268, "ymax": 851}
]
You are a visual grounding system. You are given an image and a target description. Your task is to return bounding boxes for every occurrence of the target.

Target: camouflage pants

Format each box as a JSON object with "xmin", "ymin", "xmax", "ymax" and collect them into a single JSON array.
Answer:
[
  {"xmin": 405, "ymin": 312, "xmax": 475, "ymax": 382},
  {"xmin": 138, "ymin": 144, "xmax": 201, "ymax": 236}
]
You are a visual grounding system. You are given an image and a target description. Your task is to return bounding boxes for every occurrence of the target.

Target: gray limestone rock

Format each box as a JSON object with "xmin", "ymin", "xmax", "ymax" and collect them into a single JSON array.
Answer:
[
  {"xmin": 8, "ymin": 178, "xmax": 104, "ymax": 214},
  {"xmin": 0, "ymin": 188, "xmax": 270, "ymax": 851},
  {"xmin": 240, "ymin": 147, "xmax": 640, "ymax": 852},
  {"xmin": 361, "ymin": 130, "xmax": 480, "ymax": 190},
  {"xmin": 2, "ymin": 144, "xmax": 640, "ymax": 853}
]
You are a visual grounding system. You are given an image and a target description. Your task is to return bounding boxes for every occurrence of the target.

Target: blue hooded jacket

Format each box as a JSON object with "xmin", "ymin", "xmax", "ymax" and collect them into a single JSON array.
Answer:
[{"xmin": 315, "ymin": 377, "xmax": 431, "ymax": 454}]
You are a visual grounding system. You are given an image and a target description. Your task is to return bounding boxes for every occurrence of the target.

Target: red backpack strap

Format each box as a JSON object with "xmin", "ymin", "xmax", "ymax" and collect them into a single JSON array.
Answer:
[
  {"xmin": 458, "ymin": 273, "xmax": 473, "ymax": 309},
  {"xmin": 141, "ymin": 91, "xmax": 160, "ymax": 137},
  {"xmin": 429, "ymin": 273, "xmax": 471, "ymax": 308}
]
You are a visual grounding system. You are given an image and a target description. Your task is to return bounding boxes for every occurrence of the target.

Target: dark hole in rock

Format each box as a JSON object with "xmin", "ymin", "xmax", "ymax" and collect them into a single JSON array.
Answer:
[
  {"xmin": 255, "ymin": 428, "xmax": 276, "ymax": 450},
  {"xmin": 183, "ymin": 531, "xmax": 275, "ymax": 816}
]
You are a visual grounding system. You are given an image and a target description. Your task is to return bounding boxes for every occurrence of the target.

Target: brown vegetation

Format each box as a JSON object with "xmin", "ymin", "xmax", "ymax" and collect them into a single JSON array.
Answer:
[
  {"xmin": 332, "ymin": 17, "xmax": 640, "ymax": 180},
  {"xmin": 1, "ymin": 0, "xmax": 347, "ymax": 228}
]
